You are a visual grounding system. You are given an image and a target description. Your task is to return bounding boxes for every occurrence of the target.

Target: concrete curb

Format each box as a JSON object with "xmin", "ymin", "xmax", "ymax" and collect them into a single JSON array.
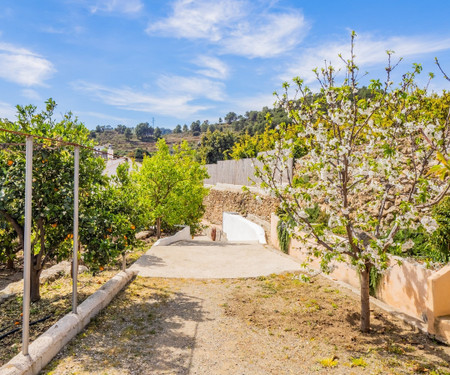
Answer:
[
  {"xmin": 0, "ymin": 269, "xmax": 137, "ymax": 375},
  {"xmin": 153, "ymin": 226, "xmax": 191, "ymax": 247}
]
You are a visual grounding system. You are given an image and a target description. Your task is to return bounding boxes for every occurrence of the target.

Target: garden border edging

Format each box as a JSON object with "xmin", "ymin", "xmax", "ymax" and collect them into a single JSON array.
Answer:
[{"xmin": 0, "ymin": 269, "xmax": 137, "ymax": 375}]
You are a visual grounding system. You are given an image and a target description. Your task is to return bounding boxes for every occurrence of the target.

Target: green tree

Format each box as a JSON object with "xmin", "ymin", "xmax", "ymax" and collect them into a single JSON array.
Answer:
[
  {"xmin": 0, "ymin": 217, "xmax": 17, "ymax": 269},
  {"xmin": 80, "ymin": 162, "xmax": 141, "ymax": 272},
  {"xmin": 124, "ymin": 127, "xmax": 132, "ymax": 141},
  {"xmin": 182, "ymin": 124, "xmax": 188, "ymax": 133},
  {"xmin": 135, "ymin": 122, "xmax": 151, "ymax": 140},
  {"xmin": 201, "ymin": 120, "xmax": 209, "ymax": 133},
  {"xmin": 115, "ymin": 124, "xmax": 127, "ymax": 134},
  {"xmin": 154, "ymin": 127, "xmax": 162, "ymax": 139},
  {"xmin": 190, "ymin": 120, "xmax": 201, "ymax": 135},
  {"xmin": 197, "ymin": 130, "xmax": 238, "ymax": 164},
  {"xmin": 0, "ymin": 99, "xmax": 107, "ymax": 301},
  {"xmin": 174, "ymin": 124, "xmax": 182, "ymax": 134},
  {"xmin": 224, "ymin": 112, "xmax": 237, "ymax": 124},
  {"xmin": 136, "ymin": 139, "xmax": 209, "ymax": 238}
]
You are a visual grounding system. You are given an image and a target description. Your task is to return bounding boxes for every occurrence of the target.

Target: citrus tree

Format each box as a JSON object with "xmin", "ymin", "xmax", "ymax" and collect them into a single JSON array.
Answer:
[
  {"xmin": 256, "ymin": 34, "xmax": 450, "ymax": 332},
  {"xmin": 79, "ymin": 164, "xmax": 140, "ymax": 273},
  {"xmin": 136, "ymin": 138, "xmax": 209, "ymax": 237},
  {"xmin": 0, "ymin": 99, "xmax": 136, "ymax": 301}
]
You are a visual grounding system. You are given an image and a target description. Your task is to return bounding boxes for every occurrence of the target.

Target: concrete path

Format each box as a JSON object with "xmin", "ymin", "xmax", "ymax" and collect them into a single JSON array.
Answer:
[{"xmin": 130, "ymin": 237, "xmax": 302, "ymax": 278}]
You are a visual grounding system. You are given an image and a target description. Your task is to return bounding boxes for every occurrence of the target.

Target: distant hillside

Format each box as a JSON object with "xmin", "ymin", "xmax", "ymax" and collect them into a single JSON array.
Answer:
[
  {"xmin": 92, "ymin": 130, "xmax": 203, "ymax": 159},
  {"xmin": 90, "ymin": 104, "xmax": 291, "ymax": 161}
]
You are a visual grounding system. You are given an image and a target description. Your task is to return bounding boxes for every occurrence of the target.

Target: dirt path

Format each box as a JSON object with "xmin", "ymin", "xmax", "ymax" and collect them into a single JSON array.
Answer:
[{"xmin": 42, "ymin": 275, "xmax": 450, "ymax": 375}]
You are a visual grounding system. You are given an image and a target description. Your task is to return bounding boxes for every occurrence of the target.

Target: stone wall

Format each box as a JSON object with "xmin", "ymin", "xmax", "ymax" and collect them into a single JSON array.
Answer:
[{"xmin": 203, "ymin": 184, "xmax": 279, "ymax": 225}]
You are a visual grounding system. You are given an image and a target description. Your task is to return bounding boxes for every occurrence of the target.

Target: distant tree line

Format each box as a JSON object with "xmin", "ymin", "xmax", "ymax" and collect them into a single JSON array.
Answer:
[{"xmin": 91, "ymin": 123, "xmax": 172, "ymax": 142}]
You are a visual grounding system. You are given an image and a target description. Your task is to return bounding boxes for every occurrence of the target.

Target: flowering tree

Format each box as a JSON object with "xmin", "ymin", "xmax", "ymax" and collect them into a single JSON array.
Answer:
[{"xmin": 256, "ymin": 34, "xmax": 450, "ymax": 332}]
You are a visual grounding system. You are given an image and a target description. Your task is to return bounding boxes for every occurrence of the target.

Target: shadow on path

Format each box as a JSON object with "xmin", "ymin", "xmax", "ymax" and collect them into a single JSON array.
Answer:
[{"xmin": 43, "ymin": 278, "xmax": 209, "ymax": 374}]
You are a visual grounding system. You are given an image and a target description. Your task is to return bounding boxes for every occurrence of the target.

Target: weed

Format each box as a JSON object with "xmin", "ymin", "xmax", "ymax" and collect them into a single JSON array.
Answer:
[
  {"xmin": 305, "ymin": 299, "xmax": 321, "ymax": 311},
  {"xmin": 350, "ymin": 357, "xmax": 368, "ymax": 368},
  {"xmin": 385, "ymin": 343, "xmax": 405, "ymax": 355},
  {"xmin": 319, "ymin": 356, "xmax": 338, "ymax": 368}
]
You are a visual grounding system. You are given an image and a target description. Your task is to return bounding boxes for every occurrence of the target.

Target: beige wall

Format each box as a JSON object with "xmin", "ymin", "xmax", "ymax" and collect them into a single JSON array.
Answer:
[
  {"xmin": 377, "ymin": 257, "xmax": 434, "ymax": 320},
  {"xmin": 270, "ymin": 214, "xmax": 360, "ymax": 288},
  {"xmin": 270, "ymin": 214, "xmax": 449, "ymax": 329}
]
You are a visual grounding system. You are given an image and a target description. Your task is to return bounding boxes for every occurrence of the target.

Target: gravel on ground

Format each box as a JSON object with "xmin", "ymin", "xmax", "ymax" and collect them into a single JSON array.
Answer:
[{"xmin": 42, "ymin": 273, "xmax": 450, "ymax": 375}]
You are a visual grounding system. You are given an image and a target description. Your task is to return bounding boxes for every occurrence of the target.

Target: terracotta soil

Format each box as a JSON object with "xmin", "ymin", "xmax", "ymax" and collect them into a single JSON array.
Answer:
[{"xmin": 42, "ymin": 273, "xmax": 450, "ymax": 375}]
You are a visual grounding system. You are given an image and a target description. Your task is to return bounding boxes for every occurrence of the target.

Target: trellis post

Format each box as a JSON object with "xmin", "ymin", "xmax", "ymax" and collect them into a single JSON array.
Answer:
[
  {"xmin": 22, "ymin": 136, "xmax": 33, "ymax": 355},
  {"xmin": 72, "ymin": 146, "xmax": 79, "ymax": 314}
]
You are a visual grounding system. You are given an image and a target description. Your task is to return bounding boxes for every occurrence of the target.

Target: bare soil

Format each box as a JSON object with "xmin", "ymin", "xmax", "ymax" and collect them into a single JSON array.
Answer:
[
  {"xmin": 42, "ymin": 273, "xmax": 450, "ymax": 375},
  {"xmin": 0, "ymin": 241, "xmax": 152, "ymax": 366}
]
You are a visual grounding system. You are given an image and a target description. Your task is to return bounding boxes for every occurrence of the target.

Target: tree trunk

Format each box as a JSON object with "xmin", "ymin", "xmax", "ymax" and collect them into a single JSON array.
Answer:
[
  {"xmin": 360, "ymin": 266, "xmax": 371, "ymax": 333},
  {"xmin": 6, "ymin": 257, "xmax": 14, "ymax": 270},
  {"xmin": 30, "ymin": 266, "xmax": 42, "ymax": 303},
  {"xmin": 156, "ymin": 217, "xmax": 161, "ymax": 239}
]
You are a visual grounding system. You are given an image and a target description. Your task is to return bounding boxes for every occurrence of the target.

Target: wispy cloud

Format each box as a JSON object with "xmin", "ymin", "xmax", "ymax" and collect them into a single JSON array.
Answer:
[
  {"xmin": 0, "ymin": 101, "xmax": 17, "ymax": 120},
  {"xmin": 283, "ymin": 33, "xmax": 450, "ymax": 83},
  {"xmin": 90, "ymin": 0, "xmax": 144, "ymax": 14},
  {"xmin": 147, "ymin": 0, "xmax": 309, "ymax": 58},
  {"xmin": 194, "ymin": 56, "xmax": 229, "ymax": 79},
  {"xmin": 0, "ymin": 42, "xmax": 55, "ymax": 86},
  {"xmin": 148, "ymin": 0, "xmax": 243, "ymax": 41},
  {"xmin": 157, "ymin": 74, "xmax": 226, "ymax": 101},
  {"xmin": 72, "ymin": 81, "xmax": 209, "ymax": 118},
  {"xmin": 22, "ymin": 88, "xmax": 42, "ymax": 101},
  {"xmin": 221, "ymin": 13, "xmax": 308, "ymax": 59}
]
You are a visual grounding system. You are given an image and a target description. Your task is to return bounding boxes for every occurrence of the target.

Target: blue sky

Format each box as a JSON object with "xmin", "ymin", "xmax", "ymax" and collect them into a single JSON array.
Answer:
[{"xmin": 0, "ymin": 0, "xmax": 449, "ymax": 130}]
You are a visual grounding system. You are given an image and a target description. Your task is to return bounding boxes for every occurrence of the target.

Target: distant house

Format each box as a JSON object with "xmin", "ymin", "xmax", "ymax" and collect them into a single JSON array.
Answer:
[{"xmin": 94, "ymin": 144, "xmax": 114, "ymax": 160}]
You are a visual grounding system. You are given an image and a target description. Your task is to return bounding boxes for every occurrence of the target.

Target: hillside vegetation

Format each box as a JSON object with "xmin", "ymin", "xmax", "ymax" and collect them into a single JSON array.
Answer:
[{"xmin": 90, "ymin": 105, "xmax": 289, "ymax": 161}]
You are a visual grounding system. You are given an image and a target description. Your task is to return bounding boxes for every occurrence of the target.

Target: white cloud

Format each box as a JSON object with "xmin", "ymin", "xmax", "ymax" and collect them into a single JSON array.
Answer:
[
  {"xmin": 0, "ymin": 101, "xmax": 17, "ymax": 120},
  {"xmin": 90, "ymin": 0, "xmax": 143, "ymax": 14},
  {"xmin": 283, "ymin": 34, "xmax": 450, "ymax": 83},
  {"xmin": 221, "ymin": 13, "xmax": 308, "ymax": 58},
  {"xmin": 147, "ymin": 0, "xmax": 308, "ymax": 58},
  {"xmin": 0, "ymin": 42, "xmax": 55, "ymax": 86},
  {"xmin": 194, "ymin": 56, "xmax": 229, "ymax": 79},
  {"xmin": 157, "ymin": 74, "xmax": 226, "ymax": 101},
  {"xmin": 72, "ymin": 81, "xmax": 209, "ymax": 118},
  {"xmin": 148, "ymin": 0, "xmax": 243, "ymax": 41},
  {"xmin": 22, "ymin": 89, "xmax": 41, "ymax": 101}
]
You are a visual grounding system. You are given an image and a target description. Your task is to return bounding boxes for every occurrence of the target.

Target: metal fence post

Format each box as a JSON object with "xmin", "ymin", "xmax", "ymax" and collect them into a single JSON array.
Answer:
[
  {"xmin": 72, "ymin": 146, "xmax": 79, "ymax": 314},
  {"xmin": 22, "ymin": 136, "xmax": 33, "ymax": 356}
]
